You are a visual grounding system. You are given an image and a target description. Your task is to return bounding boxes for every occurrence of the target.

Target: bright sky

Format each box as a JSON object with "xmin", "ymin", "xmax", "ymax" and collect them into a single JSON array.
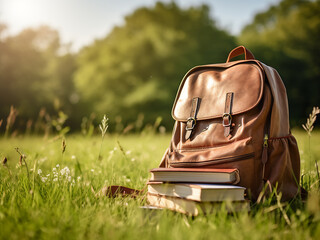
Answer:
[{"xmin": 0, "ymin": 0, "xmax": 281, "ymax": 51}]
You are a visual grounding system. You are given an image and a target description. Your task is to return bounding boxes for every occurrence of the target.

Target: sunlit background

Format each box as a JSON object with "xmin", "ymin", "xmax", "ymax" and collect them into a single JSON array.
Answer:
[
  {"xmin": 1, "ymin": 0, "xmax": 280, "ymax": 51},
  {"xmin": 0, "ymin": 0, "xmax": 319, "ymax": 134}
]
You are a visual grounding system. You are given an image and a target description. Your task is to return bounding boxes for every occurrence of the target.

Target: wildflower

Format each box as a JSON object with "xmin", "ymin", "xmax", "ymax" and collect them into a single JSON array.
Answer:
[
  {"xmin": 56, "ymin": 164, "xmax": 60, "ymax": 168},
  {"xmin": 41, "ymin": 177, "xmax": 47, "ymax": 182},
  {"xmin": 126, "ymin": 178, "xmax": 131, "ymax": 182},
  {"xmin": 125, "ymin": 150, "xmax": 131, "ymax": 155},
  {"xmin": 60, "ymin": 166, "xmax": 70, "ymax": 176},
  {"xmin": 71, "ymin": 155, "xmax": 76, "ymax": 160},
  {"xmin": 131, "ymin": 158, "xmax": 135, "ymax": 162},
  {"xmin": 53, "ymin": 178, "xmax": 58, "ymax": 182},
  {"xmin": 91, "ymin": 169, "xmax": 94, "ymax": 172},
  {"xmin": 52, "ymin": 167, "xmax": 57, "ymax": 172},
  {"xmin": 37, "ymin": 169, "xmax": 42, "ymax": 175},
  {"xmin": 77, "ymin": 176, "xmax": 81, "ymax": 182},
  {"xmin": 46, "ymin": 174, "xmax": 50, "ymax": 177},
  {"xmin": 68, "ymin": 176, "xmax": 72, "ymax": 182}
]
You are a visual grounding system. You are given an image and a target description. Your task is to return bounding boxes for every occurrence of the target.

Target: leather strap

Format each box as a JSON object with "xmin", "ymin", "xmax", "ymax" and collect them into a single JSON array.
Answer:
[
  {"xmin": 226, "ymin": 46, "xmax": 255, "ymax": 63},
  {"xmin": 185, "ymin": 97, "xmax": 200, "ymax": 140},
  {"xmin": 223, "ymin": 92, "xmax": 234, "ymax": 137},
  {"xmin": 105, "ymin": 185, "xmax": 144, "ymax": 198}
]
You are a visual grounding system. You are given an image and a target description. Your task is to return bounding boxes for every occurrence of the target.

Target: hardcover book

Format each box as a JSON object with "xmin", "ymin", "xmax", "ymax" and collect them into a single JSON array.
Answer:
[
  {"xmin": 149, "ymin": 168, "xmax": 240, "ymax": 184},
  {"xmin": 147, "ymin": 182, "xmax": 245, "ymax": 202},
  {"xmin": 147, "ymin": 193, "xmax": 250, "ymax": 216}
]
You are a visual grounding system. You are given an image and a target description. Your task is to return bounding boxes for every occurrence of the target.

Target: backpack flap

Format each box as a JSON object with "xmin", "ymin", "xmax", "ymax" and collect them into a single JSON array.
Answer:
[{"xmin": 172, "ymin": 62, "xmax": 264, "ymax": 126}]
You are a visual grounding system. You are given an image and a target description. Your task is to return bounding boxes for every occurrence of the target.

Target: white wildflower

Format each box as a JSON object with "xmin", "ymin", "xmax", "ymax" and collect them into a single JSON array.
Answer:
[
  {"xmin": 56, "ymin": 164, "xmax": 60, "ymax": 168},
  {"xmin": 46, "ymin": 174, "xmax": 50, "ymax": 177},
  {"xmin": 91, "ymin": 169, "xmax": 94, "ymax": 172},
  {"xmin": 41, "ymin": 177, "xmax": 47, "ymax": 182},
  {"xmin": 53, "ymin": 178, "xmax": 58, "ymax": 182},
  {"xmin": 68, "ymin": 176, "xmax": 72, "ymax": 182},
  {"xmin": 71, "ymin": 155, "xmax": 76, "ymax": 160},
  {"xmin": 126, "ymin": 178, "xmax": 131, "ymax": 182},
  {"xmin": 125, "ymin": 150, "xmax": 131, "ymax": 155},
  {"xmin": 77, "ymin": 176, "xmax": 81, "ymax": 182},
  {"xmin": 60, "ymin": 166, "xmax": 70, "ymax": 176},
  {"xmin": 65, "ymin": 167, "xmax": 70, "ymax": 175},
  {"xmin": 131, "ymin": 158, "xmax": 135, "ymax": 162},
  {"xmin": 37, "ymin": 169, "xmax": 42, "ymax": 175},
  {"xmin": 52, "ymin": 167, "xmax": 57, "ymax": 172}
]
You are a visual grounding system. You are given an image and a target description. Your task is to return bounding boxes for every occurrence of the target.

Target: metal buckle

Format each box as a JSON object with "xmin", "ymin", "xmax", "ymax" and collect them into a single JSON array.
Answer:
[
  {"xmin": 222, "ymin": 113, "xmax": 232, "ymax": 127},
  {"xmin": 186, "ymin": 117, "xmax": 196, "ymax": 130}
]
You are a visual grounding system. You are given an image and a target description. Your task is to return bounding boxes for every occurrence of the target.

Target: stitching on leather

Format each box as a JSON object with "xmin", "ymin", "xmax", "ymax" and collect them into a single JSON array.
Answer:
[
  {"xmin": 174, "ymin": 137, "xmax": 252, "ymax": 152},
  {"xmin": 172, "ymin": 63, "xmax": 264, "ymax": 121},
  {"xmin": 170, "ymin": 152, "xmax": 255, "ymax": 165},
  {"xmin": 269, "ymin": 134, "xmax": 292, "ymax": 140}
]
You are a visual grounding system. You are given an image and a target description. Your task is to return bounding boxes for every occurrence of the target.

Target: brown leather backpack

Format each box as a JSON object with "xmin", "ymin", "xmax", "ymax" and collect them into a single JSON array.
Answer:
[{"xmin": 159, "ymin": 46, "xmax": 301, "ymax": 201}]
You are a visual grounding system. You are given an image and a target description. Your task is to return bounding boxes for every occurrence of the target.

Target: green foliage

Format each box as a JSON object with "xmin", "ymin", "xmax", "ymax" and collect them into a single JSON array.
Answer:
[
  {"xmin": 1, "ymin": 1, "xmax": 319, "ymax": 131},
  {"xmin": 239, "ymin": 0, "xmax": 320, "ymax": 124},
  {"xmin": 0, "ymin": 25, "xmax": 78, "ymax": 130},
  {"xmin": 74, "ymin": 2, "xmax": 236, "ymax": 128}
]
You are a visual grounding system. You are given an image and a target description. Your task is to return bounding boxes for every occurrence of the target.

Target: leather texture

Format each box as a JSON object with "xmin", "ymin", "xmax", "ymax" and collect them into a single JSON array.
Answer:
[
  {"xmin": 226, "ymin": 45, "xmax": 255, "ymax": 63},
  {"xmin": 160, "ymin": 46, "xmax": 300, "ymax": 201}
]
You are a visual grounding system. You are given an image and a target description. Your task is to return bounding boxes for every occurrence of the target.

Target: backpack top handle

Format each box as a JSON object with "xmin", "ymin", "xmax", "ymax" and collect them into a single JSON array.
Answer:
[{"xmin": 226, "ymin": 46, "xmax": 255, "ymax": 63}]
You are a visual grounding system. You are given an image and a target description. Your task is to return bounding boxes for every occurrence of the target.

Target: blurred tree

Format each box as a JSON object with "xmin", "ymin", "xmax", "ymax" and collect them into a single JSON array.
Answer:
[
  {"xmin": 74, "ymin": 2, "xmax": 236, "ymax": 129},
  {"xmin": 0, "ymin": 25, "xmax": 77, "ymax": 130},
  {"xmin": 239, "ymin": 0, "xmax": 320, "ymax": 125}
]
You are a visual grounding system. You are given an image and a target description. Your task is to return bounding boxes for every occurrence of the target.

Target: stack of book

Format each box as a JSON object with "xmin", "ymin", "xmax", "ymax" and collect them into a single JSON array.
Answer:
[{"xmin": 146, "ymin": 168, "xmax": 250, "ymax": 216}]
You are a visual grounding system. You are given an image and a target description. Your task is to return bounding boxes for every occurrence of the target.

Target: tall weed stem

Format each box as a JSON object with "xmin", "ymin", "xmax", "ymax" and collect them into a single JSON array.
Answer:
[{"xmin": 98, "ymin": 115, "xmax": 109, "ymax": 160}]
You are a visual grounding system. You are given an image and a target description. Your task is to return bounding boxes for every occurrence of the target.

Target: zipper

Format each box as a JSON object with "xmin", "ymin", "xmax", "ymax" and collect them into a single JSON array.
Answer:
[
  {"xmin": 263, "ymin": 134, "xmax": 268, "ymax": 147},
  {"xmin": 262, "ymin": 134, "xmax": 269, "ymax": 180},
  {"xmin": 170, "ymin": 152, "xmax": 255, "ymax": 167}
]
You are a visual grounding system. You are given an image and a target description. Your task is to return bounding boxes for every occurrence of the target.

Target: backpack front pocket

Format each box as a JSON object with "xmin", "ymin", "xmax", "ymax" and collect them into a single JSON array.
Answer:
[{"xmin": 168, "ymin": 137, "xmax": 254, "ymax": 168}]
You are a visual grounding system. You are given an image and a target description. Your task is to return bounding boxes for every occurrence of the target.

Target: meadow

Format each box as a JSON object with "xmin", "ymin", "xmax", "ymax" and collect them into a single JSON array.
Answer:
[{"xmin": 0, "ymin": 129, "xmax": 320, "ymax": 240}]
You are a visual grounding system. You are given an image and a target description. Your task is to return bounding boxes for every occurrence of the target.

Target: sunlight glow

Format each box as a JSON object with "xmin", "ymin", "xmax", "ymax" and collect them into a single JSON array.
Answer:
[{"xmin": 4, "ymin": 0, "xmax": 45, "ymax": 26}]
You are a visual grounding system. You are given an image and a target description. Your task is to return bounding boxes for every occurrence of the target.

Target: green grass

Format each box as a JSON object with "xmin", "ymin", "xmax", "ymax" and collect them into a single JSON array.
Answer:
[{"xmin": 0, "ymin": 130, "xmax": 320, "ymax": 240}]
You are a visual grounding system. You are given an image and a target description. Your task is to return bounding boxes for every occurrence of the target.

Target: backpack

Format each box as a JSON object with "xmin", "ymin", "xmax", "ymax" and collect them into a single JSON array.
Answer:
[{"xmin": 159, "ymin": 46, "xmax": 300, "ymax": 201}]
